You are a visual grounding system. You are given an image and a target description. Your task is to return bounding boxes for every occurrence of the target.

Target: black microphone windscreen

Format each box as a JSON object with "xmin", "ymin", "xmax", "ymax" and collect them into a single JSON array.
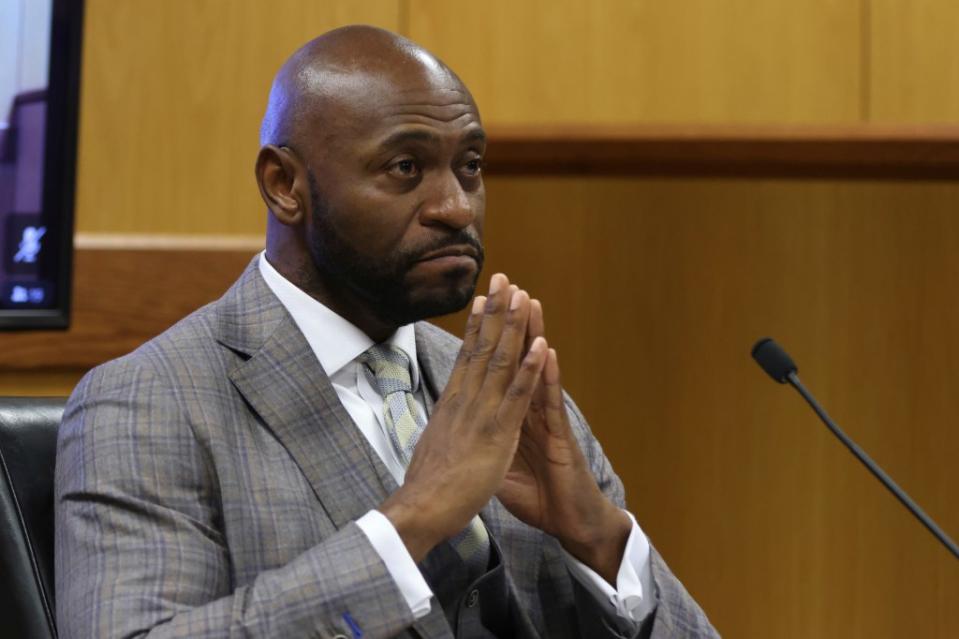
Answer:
[{"xmin": 751, "ymin": 337, "xmax": 798, "ymax": 383}]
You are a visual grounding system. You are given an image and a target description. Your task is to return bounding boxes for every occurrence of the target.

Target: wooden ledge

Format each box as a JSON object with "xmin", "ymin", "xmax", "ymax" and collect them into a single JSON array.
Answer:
[
  {"xmin": 483, "ymin": 124, "xmax": 959, "ymax": 179},
  {"xmin": 0, "ymin": 248, "xmax": 258, "ymax": 371}
]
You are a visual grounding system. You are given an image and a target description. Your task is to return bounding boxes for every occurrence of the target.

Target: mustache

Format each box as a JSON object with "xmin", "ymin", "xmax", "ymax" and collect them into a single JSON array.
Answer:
[{"xmin": 407, "ymin": 231, "xmax": 485, "ymax": 264}]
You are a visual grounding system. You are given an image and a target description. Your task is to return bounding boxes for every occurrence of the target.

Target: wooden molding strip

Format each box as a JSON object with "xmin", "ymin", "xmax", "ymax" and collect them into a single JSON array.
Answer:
[
  {"xmin": 482, "ymin": 123, "xmax": 959, "ymax": 179},
  {"xmin": 75, "ymin": 233, "xmax": 264, "ymax": 251}
]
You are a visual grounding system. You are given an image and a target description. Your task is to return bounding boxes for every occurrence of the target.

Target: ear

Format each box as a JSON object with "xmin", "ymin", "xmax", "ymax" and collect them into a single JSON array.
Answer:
[{"xmin": 255, "ymin": 144, "xmax": 308, "ymax": 225}]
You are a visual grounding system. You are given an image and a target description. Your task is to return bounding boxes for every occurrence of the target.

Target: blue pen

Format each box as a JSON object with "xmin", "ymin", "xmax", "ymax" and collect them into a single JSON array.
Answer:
[{"xmin": 342, "ymin": 611, "xmax": 363, "ymax": 638}]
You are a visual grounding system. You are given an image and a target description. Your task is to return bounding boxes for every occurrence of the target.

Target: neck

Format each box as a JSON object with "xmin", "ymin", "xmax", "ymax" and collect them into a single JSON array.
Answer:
[{"xmin": 264, "ymin": 248, "xmax": 399, "ymax": 343}]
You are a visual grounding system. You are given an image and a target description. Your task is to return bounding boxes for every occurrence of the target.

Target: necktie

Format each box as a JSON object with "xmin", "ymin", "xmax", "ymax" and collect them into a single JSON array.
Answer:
[{"xmin": 361, "ymin": 343, "xmax": 490, "ymax": 574}]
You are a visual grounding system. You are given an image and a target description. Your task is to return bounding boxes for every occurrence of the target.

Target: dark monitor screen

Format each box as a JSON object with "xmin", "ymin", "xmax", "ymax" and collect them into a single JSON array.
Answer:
[{"xmin": 0, "ymin": 0, "xmax": 83, "ymax": 329}]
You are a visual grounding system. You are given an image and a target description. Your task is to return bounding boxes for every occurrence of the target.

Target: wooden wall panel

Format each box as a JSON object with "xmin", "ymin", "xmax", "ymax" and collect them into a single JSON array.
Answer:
[
  {"xmin": 6, "ymin": 2, "xmax": 958, "ymax": 636},
  {"xmin": 75, "ymin": 0, "xmax": 401, "ymax": 236},
  {"xmin": 432, "ymin": 177, "xmax": 959, "ymax": 638},
  {"xmin": 408, "ymin": 0, "xmax": 862, "ymax": 124},
  {"xmin": 870, "ymin": 0, "xmax": 959, "ymax": 122},
  {"xmin": 4, "ymin": 176, "xmax": 959, "ymax": 636},
  {"xmin": 0, "ymin": 247, "xmax": 257, "ymax": 395},
  {"xmin": 0, "ymin": 370, "xmax": 86, "ymax": 396}
]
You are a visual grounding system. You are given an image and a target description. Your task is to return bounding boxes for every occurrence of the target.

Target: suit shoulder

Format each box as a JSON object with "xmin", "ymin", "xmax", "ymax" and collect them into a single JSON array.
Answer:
[
  {"xmin": 417, "ymin": 321, "xmax": 463, "ymax": 351},
  {"xmin": 71, "ymin": 297, "xmax": 232, "ymax": 403}
]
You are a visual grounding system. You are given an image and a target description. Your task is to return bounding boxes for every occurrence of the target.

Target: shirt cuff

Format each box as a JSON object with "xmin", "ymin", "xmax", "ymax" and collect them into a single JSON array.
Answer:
[
  {"xmin": 355, "ymin": 510, "xmax": 433, "ymax": 619},
  {"xmin": 561, "ymin": 510, "xmax": 657, "ymax": 624}
]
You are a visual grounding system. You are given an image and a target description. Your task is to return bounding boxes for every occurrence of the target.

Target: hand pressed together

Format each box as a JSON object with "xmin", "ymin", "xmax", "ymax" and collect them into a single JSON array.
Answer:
[
  {"xmin": 497, "ymin": 297, "xmax": 631, "ymax": 583},
  {"xmin": 380, "ymin": 273, "xmax": 547, "ymax": 561},
  {"xmin": 381, "ymin": 273, "xmax": 630, "ymax": 584}
]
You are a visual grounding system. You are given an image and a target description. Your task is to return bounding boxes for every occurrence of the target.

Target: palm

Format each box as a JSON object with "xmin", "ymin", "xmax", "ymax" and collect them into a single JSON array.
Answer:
[
  {"xmin": 497, "ymin": 389, "xmax": 584, "ymax": 537},
  {"xmin": 495, "ymin": 301, "xmax": 631, "ymax": 583}
]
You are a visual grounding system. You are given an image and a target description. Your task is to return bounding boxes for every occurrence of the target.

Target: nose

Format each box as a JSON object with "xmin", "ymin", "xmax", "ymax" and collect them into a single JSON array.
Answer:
[{"xmin": 419, "ymin": 172, "xmax": 476, "ymax": 230}]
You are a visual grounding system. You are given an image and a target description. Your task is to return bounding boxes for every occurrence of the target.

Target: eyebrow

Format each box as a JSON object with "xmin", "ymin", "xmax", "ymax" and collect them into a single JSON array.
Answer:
[
  {"xmin": 463, "ymin": 128, "xmax": 487, "ymax": 145},
  {"xmin": 376, "ymin": 127, "xmax": 487, "ymax": 151}
]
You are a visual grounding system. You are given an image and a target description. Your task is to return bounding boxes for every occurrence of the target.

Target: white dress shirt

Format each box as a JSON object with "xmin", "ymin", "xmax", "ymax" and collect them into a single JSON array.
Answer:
[{"xmin": 258, "ymin": 253, "xmax": 656, "ymax": 626}]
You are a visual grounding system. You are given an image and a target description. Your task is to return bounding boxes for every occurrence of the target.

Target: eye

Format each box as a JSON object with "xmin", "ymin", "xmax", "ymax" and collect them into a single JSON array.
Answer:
[
  {"xmin": 462, "ymin": 157, "xmax": 483, "ymax": 176},
  {"xmin": 388, "ymin": 158, "xmax": 419, "ymax": 178}
]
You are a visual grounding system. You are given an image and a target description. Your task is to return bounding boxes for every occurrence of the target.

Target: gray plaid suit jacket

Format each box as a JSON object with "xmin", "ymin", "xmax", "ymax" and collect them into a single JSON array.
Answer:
[{"xmin": 55, "ymin": 258, "xmax": 718, "ymax": 638}]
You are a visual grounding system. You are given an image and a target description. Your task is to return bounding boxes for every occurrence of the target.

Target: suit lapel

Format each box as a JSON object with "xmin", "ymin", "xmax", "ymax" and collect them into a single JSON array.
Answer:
[
  {"xmin": 230, "ymin": 317, "xmax": 398, "ymax": 528},
  {"xmin": 414, "ymin": 322, "xmax": 456, "ymax": 403},
  {"xmin": 219, "ymin": 260, "xmax": 394, "ymax": 529}
]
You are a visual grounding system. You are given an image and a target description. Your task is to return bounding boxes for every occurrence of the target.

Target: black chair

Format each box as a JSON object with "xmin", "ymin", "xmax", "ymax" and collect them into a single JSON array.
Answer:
[{"xmin": 0, "ymin": 397, "xmax": 65, "ymax": 639}]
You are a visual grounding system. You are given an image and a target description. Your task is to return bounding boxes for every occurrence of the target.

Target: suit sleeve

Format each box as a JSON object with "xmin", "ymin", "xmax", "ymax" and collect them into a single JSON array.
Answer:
[
  {"xmin": 55, "ymin": 360, "xmax": 416, "ymax": 639},
  {"xmin": 562, "ymin": 394, "xmax": 720, "ymax": 639}
]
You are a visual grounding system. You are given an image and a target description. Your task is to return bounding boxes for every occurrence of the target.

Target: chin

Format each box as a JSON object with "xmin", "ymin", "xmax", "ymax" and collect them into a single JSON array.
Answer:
[
  {"xmin": 398, "ymin": 273, "xmax": 478, "ymax": 322},
  {"xmin": 408, "ymin": 286, "xmax": 475, "ymax": 321}
]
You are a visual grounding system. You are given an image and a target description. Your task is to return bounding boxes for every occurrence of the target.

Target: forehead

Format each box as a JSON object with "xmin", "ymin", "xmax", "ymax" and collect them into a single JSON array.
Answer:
[{"xmin": 301, "ymin": 67, "xmax": 482, "ymax": 153}]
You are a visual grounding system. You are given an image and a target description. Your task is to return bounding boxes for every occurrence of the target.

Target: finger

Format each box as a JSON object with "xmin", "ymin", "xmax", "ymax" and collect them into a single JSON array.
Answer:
[
  {"xmin": 520, "ymin": 299, "xmax": 546, "ymax": 398},
  {"xmin": 525, "ymin": 299, "xmax": 545, "ymax": 356},
  {"xmin": 481, "ymin": 289, "xmax": 532, "ymax": 397},
  {"xmin": 464, "ymin": 273, "xmax": 513, "ymax": 389},
  {"xmin": 496, "ymin": 336, "xmax": 549, "ymax": 431},
  {"xmin": 524, "ymin": 299, "xmax": 547, "ymax": 410},
  {"xmin": 446, "ymin": 295, "xmax": 486, "ymax": 391},
  {"xmin": 508, "ymin": 284, "xmax": 520, "ymax": 360},
  {"xmin": 542, "ymin": 348, "xmax": 573, "ymax": 437}
]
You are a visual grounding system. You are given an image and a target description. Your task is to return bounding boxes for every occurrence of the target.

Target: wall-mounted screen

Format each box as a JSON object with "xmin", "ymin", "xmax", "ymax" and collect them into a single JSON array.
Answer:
[{"xmin": 0, "ymin": 0, "xmax": 82, "ymax": 329}]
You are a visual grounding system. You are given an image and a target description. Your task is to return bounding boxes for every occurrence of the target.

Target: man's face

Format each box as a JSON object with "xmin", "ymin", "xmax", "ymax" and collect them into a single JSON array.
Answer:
[{"xmin": 298, "ymin": 70, "xmax": 486, "ymax": 327}]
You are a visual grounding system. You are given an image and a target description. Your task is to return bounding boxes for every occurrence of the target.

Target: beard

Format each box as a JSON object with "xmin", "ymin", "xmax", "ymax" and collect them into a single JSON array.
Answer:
[{"xmin": 306, "ymin": 171, "xmax": 485, "ymax": 327}]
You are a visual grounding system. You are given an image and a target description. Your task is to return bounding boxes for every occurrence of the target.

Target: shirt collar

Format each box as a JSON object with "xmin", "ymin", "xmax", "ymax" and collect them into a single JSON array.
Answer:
[{"xmin": 257, "ymin": 252, "xmax": 420, "ymax": 388}]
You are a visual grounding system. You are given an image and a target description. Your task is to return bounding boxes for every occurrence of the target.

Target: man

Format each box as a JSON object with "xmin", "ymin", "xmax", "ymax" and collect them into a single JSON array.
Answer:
[{"xmin": 55, "ymin": 26, "xmax": 717, "ymax": 638}]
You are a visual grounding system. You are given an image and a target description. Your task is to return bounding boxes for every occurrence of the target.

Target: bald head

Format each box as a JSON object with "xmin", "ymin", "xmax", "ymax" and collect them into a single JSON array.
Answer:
[
  {"xmin": 260, "ymin": 25, "xmax": 468, "ymax": 148},
  {"xmin": 255, "ymin": 26, "xmax": 486, "ymax": 340}
]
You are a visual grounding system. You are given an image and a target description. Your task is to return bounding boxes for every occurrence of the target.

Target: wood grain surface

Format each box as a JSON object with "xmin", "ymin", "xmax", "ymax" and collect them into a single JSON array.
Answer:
[
  {"xmin": 5, "ymin": 177, "xmax": 959, "ymax": 637},
  {"xmin": 5, "ymin": 1, "xmax": 959, "ymax": 637},
  {"xmin": 408, "ymin": 0, "xmax": 862, "ymax": 124},
  {"xmin": 483, "ymin": 123, "xmax": 959, "ymax": 179},
  {"xmin": 74, "ymin": 0, "xmax": 400, "ymax": 236},
  {"xmin": 0, "ymin": 248, "xmax": 258, "ymax": 371},
  {"xmin": 871, "ymin": 0, "xmax": 959, "ymax": 121},
  {"xmin": 471, "ymin": 177, "xmax": 959, "ymax": 638}
]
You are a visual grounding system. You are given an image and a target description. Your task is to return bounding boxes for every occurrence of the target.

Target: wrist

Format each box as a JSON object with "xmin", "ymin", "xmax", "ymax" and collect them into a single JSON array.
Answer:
[
  {"xmin": 558, "ymin": 504, "xmax": 631, "ymax": 585},
  {"xmin": 379, "ymin": 490, "xmax": 446, "ymax": 563}
]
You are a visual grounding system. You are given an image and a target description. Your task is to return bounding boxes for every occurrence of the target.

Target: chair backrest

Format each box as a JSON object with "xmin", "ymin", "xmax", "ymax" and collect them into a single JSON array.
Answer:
[{"xmin": 0, "ymin": 396, "xmax": 65, "ymax": 639}]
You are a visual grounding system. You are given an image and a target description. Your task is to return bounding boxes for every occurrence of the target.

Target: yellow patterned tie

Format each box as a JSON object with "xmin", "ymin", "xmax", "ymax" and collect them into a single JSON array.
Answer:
[{"xmin": 361, "ymin": 344, "xmax": 490, "ymax": 574}]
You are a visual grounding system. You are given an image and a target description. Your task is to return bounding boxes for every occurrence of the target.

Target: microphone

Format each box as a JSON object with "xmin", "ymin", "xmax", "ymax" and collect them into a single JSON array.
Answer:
[{"xmin": 752, "ymin": 337, "xmax": 959, "ymax": 560}]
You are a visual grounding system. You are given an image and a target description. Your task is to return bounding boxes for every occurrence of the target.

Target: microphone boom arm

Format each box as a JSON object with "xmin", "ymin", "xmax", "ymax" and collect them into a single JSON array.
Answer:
[{"xmin": 786, "ymin": 371, "xmax": 959, "ymax": 561}]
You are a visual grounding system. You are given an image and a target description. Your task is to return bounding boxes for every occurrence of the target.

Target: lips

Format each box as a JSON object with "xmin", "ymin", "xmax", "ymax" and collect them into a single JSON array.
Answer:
[{"xmin": 416, "ymin": 245, "xmax": 479, "ymax": 262}]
